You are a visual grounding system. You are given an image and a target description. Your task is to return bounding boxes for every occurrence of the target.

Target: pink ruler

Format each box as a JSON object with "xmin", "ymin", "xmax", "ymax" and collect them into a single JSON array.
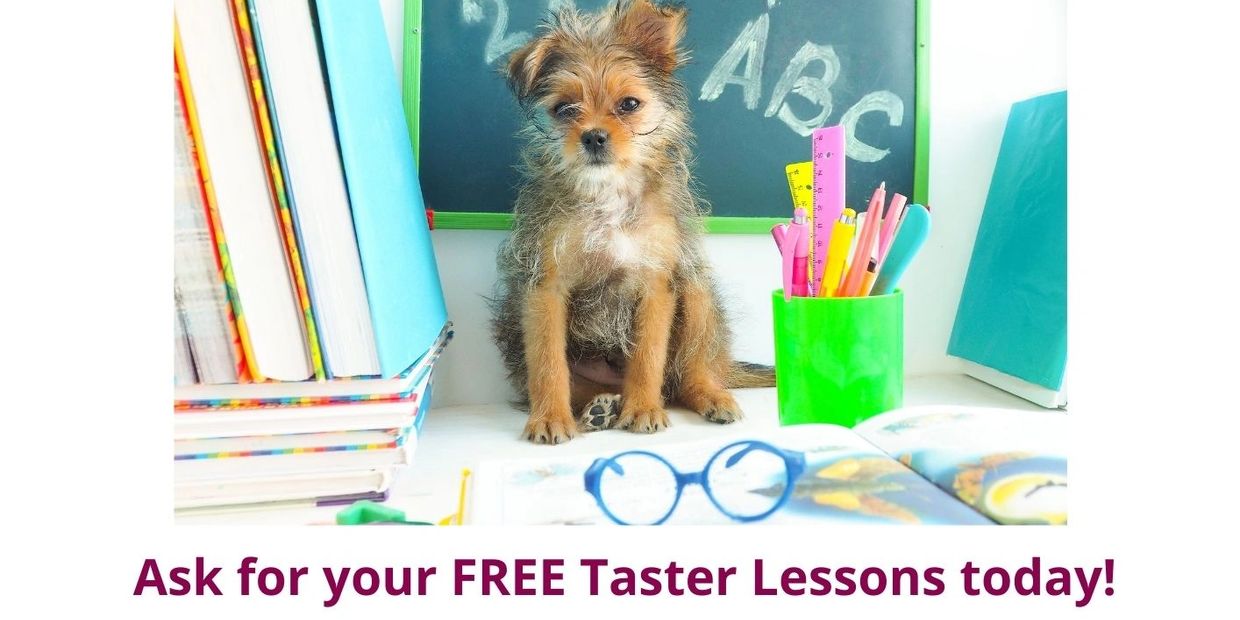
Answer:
[{"xmin": 811, "ymin": 125, "xmax": 846, "ymax": 293}]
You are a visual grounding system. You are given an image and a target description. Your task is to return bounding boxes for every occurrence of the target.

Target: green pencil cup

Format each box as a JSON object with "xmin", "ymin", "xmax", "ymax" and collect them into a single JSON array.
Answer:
[{"xmin": 771, "ymin": 289, "xmax": 904, "ymax": 427}]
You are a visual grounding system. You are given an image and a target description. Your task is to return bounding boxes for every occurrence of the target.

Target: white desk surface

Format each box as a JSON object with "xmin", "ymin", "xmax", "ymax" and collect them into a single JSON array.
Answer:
[{"xmin": 175, "ymin": 374, "xmax": 1045, "ymax": 525}]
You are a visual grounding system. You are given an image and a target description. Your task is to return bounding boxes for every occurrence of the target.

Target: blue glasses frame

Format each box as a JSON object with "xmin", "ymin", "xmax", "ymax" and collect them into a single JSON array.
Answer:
[{"xmin": 583, "ymin": 440, "xmax": 806, "ymax": 525}]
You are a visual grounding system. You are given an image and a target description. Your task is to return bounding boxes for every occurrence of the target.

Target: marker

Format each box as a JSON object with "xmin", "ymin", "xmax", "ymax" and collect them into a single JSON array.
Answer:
[
  {"xmin": 881, "ymin": 205, "xmax": 910, "ymax": 267},
  {"xmin": 771, "ymin": 223, "xmax": 792, "ymax": 301},
  {"xmin": 771, "ymin": 208, "xmax": 810, "ymax": 300},
  {"xmin": 819, "ymin": 208, "xmax": 856, "ymax": 297},
  {"xmin": 790, "ymin": 207, "xmax": 810, "ymax": 297},
  {"xmin": 811, "ymin": 125, "xmax": 846, "ymax": 293},
  {"xmin": 874, "ymin": 200, "xmax": 910, "ymax": 279},
  {"xmin": 872, "ymin": 203, "xmax": 931, "ymax": 295}
]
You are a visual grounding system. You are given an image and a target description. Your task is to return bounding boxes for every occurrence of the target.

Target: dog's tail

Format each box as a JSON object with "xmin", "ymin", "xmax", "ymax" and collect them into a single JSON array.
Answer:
[{"xmin": 725, "ymin": 361, "xmax": 776, "ymax": 389}]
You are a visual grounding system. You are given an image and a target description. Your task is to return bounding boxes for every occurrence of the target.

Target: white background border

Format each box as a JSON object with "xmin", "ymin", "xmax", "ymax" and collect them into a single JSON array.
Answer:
[{"xmin": 2, "ymin": 0, "xmax": 1239, "ymax": 617}]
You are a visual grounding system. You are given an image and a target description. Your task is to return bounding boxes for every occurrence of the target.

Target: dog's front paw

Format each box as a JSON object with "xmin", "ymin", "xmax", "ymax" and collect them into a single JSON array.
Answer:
[
  {"xmin": 701, "ymin": 402, "xmax": 743, "ymax": 424},
  {"xmin": 700, "ymin": 393, "xmax": 743, "ymax": 424},
  {"xmin": 578, "ymin": 394, "xmax": 622, "ymax": 432},
  {"xmin": 523, "ymin": 415, "xmax": 578, "ymax": 444},
  {"xmin": 683, "ymin": 387, "xmax": 743, "ymax": 424},
  {"xmin": 617, "ymin": 404, "xmax": 670, "ymax": 434}
]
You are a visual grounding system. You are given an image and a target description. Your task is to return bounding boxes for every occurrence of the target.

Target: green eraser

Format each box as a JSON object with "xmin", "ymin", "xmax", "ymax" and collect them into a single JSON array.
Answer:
[{"xmin": 336, "ymin": 500, "xmax": 407, "ymax": 525}]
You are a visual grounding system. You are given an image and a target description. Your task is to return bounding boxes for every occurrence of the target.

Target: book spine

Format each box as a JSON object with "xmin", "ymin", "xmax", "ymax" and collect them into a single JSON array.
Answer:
[
  {"xmin": 230, "ymin": 0, "xmax": 326, "ymax": 380},
  {"xmin": 174, "ymin": 390, "xmax": 419, "ymax": 412},
  {"xmin": 174, "ymin": 23, "xmax": 253, "ymax": 383},
  {"xmin": 175, "ymin": 437, "xmax": 402, "ymax": 461}
]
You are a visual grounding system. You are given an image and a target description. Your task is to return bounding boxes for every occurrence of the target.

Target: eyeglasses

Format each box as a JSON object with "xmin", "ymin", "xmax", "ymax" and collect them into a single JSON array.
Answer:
[{"xmin": 583, "ymin": 440, "xmax": 806, "ymax": 525}]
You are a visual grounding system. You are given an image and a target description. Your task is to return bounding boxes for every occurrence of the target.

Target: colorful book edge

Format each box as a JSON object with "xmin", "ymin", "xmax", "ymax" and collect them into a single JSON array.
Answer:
[
  {"xmin": 173, "ymin": 325, "xmax": 449, "ymax": 410},
  {"xmin": 229, "ymin": 0, "xmax": 326, "ymax": 380},
  {"xmin": 173, "ymin": 21, "xmax": 252, "ymax": 383},
  {"xmin": 174, "ymin": 399, "xmax": 430, "ymax": 461}
]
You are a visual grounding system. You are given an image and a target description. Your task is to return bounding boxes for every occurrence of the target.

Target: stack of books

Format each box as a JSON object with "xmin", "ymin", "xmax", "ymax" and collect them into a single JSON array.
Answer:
[{"xmin": 172, "ymin": 0, "xmax": 448, "ymax": 510}]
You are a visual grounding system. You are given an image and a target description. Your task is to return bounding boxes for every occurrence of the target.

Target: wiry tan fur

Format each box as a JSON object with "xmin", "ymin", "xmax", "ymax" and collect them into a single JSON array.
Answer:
[{"xmin": 490, "ymin": 0, "xmax": 774, "ymax": 444}]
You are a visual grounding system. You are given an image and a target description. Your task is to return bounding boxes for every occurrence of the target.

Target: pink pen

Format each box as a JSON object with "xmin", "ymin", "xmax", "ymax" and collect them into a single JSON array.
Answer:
[
  {"xmin": 771, "ymin": 222, "xmax": 794, "ymax": 301},
  {"xmin": 790, "ymin": 207, "xmax": 810, "ymax": 297},
  {"xmin": 877, "ymin": 193, "xmax": 907, "ymax": 262},
  {"xmin": 771, "ymin": 208, "xmax": 810, "ymax": 300}
]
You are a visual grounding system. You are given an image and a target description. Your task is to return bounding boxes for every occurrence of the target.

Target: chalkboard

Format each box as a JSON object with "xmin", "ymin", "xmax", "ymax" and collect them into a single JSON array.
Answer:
[{"xmin": 410, "ymin": 0, "xmax": 928, "ymax": 232}]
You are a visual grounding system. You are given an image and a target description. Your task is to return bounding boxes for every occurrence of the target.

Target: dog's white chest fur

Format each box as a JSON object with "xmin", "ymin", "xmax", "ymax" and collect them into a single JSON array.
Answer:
[
  {"xmin": 576, "ymin": 166, "xmax": 650, "ymax": 269},
  {"xmin": 607, "ymin": 229, "xmax": 641, "ymax": 266}
]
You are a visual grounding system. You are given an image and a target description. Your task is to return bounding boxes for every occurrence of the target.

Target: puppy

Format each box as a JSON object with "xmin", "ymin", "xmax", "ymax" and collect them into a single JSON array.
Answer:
[{"xmin": 491, "ymin": 0, "xmax": 773, "ymax": 444}]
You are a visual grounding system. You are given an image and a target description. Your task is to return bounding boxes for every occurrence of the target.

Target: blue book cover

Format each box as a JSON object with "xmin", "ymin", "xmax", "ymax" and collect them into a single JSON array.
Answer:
[
  {"xmin": 315, "ymin": 0, "xmax": 448, "ymax": 377},
  {"xmin": 948, "ymin": 91, "xmax": 1067, "ymax": 390},
  {"xmin": 414, "ymin": 377, "xmax": 434, "ymax": 436}
]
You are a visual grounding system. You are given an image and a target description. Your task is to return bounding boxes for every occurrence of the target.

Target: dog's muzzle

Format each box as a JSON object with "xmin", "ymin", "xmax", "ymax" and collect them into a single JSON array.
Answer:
[{"xmin": 581, "ymin": 128, "xmax": 610, "ymax": 161}]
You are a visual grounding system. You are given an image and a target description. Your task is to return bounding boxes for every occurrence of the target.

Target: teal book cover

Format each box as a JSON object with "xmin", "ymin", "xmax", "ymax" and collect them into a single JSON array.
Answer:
[
  {"xmin": 315, "ymin": 0, "xmax": 448, "ymax": 377},
  {"xmin": 948, "ymin": 91, "xmax": 1067, "ymax": 390}
]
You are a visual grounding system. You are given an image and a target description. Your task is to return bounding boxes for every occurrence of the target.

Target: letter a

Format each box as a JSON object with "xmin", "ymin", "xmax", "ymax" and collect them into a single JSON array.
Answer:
[
  {"xmin": 133, "ymin": 559, "xmax": 167, "ymax": 596},
  {"xmin": 699, "ymin": 13, "xmax": 770, "ymax": 110}
]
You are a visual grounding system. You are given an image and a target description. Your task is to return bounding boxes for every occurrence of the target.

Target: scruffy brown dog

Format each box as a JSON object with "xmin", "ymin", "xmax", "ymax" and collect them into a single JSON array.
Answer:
[{"xmin": 491, "ymin": 0, "xmax": 773, "ymax": 444}]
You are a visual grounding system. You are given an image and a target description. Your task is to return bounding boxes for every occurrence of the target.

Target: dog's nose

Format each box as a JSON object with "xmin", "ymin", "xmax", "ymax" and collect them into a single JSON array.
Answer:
[{"xmin": 580, "ymin": 128, "xmax": 609, "ymax": 155}]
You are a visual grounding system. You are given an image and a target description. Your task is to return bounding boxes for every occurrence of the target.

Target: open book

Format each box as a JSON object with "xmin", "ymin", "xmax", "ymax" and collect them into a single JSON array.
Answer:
[{"xmin": 471, "ymin": 406, "xmax": 1066, "ymax": 525}]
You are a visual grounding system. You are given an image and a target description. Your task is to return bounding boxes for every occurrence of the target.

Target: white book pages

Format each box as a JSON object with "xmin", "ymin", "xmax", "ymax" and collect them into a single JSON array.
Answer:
[{"xmin": 175, "ymin": 0, "xmax": 311, "ymax": 381}]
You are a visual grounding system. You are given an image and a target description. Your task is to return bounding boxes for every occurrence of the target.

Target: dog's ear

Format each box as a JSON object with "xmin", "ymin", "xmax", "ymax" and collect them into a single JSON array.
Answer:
[
  {"xmin": 506, "ymin": 35, "xmax": 556, "ymax": 102},
  {"xmin": 615, "ymin": 0, "xmax": 687, "ymax": 73}
]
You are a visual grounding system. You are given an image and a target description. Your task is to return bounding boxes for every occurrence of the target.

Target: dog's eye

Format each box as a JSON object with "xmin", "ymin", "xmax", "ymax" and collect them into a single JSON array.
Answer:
[
  {"xmin": 552, "ymin": 102, "xmax": 578, "ymax": 119},
  {"xmin": 617, "ymin": 97, "xmax": 641, "ymax": 114}
]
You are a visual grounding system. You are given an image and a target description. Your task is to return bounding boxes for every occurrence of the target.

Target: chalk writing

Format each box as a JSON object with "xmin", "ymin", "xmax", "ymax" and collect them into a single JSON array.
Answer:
[
  {"xmin": 699, "ymin": 13, "xmax": 769, "ymax": 111},
  {"xmin": 763, "ymin": 42, "xmax": 840, "ymax": 137},
  {"xmin": 462, "ymin": 0, "xmax": 530, "ymax": 65},
  {"xmin": 458, "ymin": 0, "xmax": 908, "ymax": 162},
  {"xmin": 840, "ymin": 90, "xmax": 904, "ymax": 163}
]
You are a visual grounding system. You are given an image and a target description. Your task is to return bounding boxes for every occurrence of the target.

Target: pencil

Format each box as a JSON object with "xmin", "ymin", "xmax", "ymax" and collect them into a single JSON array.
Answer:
[
  {"xmin": 858, "ymin": 258, "xmax": 880, "ymax": 296},
  {"xmin": 838, "ymin": 183, "xmax": 885, "ymax": 296}
]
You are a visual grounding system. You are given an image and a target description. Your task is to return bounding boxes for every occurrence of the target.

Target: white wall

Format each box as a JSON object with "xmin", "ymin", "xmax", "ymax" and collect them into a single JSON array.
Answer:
[
  {"xmin": 379, "ymin": 0, "xmax": 404, "ymax": 84},
  {"xmin": 381, "ymin": 0, "xmax": 1067, "ymax": 407}
]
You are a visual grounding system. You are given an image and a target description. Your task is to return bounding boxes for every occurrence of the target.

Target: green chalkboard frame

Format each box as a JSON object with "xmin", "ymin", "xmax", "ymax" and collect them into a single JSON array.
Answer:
[
  {"xmin": 402, "ymin": 0, "xmax": 930, "ymax": 234},
  {"xmin": 402, "ymin": 0, "xmax": 422, "ymax": 168}
]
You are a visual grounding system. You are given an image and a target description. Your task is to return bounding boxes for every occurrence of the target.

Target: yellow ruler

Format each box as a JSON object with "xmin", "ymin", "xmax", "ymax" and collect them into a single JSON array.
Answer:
[{"xmin": 784, "ymin": 162, "xmax": 814, "ymax": 286}]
